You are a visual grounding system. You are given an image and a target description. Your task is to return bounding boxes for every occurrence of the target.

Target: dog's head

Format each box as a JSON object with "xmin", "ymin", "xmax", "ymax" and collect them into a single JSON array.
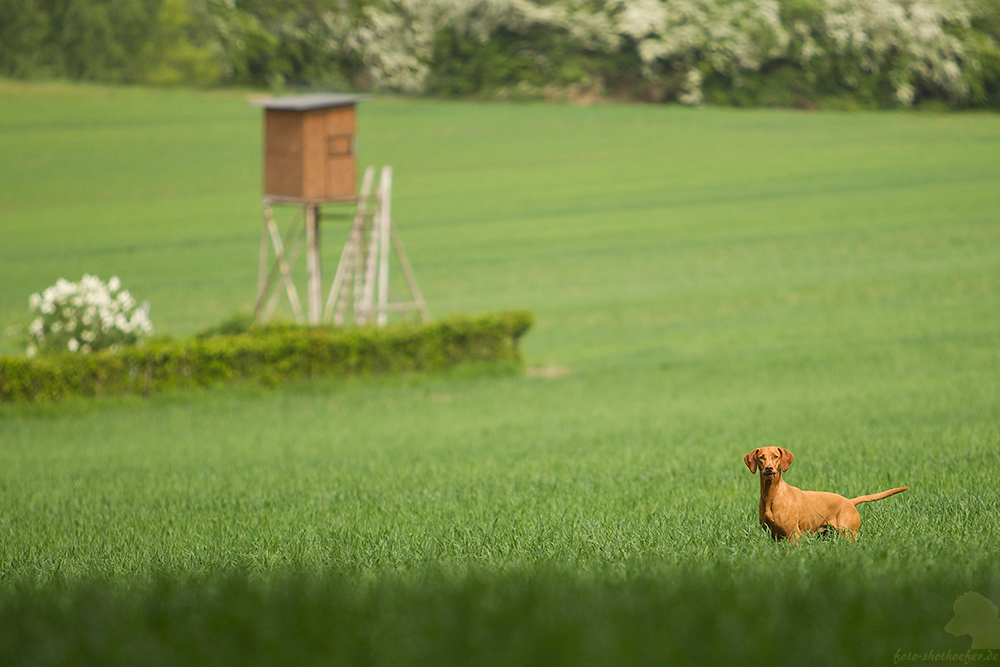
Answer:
[{"xmin": 744, "ymin": 447, "xmax": 793, "ymax": 479}]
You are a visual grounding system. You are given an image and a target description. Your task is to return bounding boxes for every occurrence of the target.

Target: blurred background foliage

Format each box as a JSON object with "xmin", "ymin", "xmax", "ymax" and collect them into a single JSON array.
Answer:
[{"xmin": 1, "ymin": 0, "xmax": 998, "ymax": 109}]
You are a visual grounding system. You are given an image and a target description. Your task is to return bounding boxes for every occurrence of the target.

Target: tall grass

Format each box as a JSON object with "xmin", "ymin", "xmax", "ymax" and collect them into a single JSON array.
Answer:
[{"xmin": 1, "ymin": 81, "xmax": 999, "ymax": 665}]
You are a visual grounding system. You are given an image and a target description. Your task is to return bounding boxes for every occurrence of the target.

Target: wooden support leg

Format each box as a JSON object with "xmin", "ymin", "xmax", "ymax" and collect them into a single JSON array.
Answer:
[
  {"xmin": 256, "ymin": 204, "xmax": 305, "ymax": 322},
  {"xmin": 264, "ymin": 208, "xmax": 304, "ymax": 324},
  {"xmin": 258, "ymin": 204, "xmax": 269, "ymax": 306},
  {"xmin": 376, "ymin": 167, "xmax": 393, "ymax": 326},
  {"xmin": 306, "ymin": 204, "xmax": 322, "ymax": 325}
]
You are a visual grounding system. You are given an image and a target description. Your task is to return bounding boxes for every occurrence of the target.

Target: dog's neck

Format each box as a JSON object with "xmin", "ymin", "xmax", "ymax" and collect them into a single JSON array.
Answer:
[{"xmin": 759, "ymin": 472, "xmax": 786, "ymax": 501}]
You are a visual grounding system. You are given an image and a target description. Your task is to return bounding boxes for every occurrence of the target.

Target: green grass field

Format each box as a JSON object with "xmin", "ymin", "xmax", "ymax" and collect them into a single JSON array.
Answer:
[{"xmin": 1, "ymin": 80, "xmax": 999, "ymax": 666}]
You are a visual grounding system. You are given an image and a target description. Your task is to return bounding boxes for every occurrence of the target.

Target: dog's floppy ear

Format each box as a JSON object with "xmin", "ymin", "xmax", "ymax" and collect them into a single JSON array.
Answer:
[
  {"xmin": 778, "ymin": 447, "xmax": 794, "ymax": 472},
  {"xmin": 744, "ymin": 449, "xmax": 759, "ymax": 474}
]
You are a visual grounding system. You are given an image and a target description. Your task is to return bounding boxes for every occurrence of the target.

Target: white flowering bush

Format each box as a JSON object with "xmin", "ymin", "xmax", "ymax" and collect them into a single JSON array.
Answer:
[
  {"xmin": 340, "ymin": 0, "xmax": 997, "ymax": 106},
  {"xmin": 615, "ymin": 0, "xmax": 790, "ymax": 104},
  {"xmin": 819, "ymin": 0, "xmax": 973, "ymax": 105},
  {"xmin": 441, "ymin": 0, "xmax": 619, "ymax": 50},
  {"xmin": 610, "ymin": 0, "xmax": 992, "ymax": 107},
  {"xmin": 344, "ymin": 0, "xmax": 445, "ymax": 93},
  {"xmin": 26, "ymin": 275, "xmax": 153, "ymax": 357}
]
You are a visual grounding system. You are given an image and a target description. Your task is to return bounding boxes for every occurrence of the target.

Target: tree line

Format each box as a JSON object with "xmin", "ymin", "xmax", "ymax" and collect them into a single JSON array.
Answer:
[{"xmin": 2, "ymin": 0, "xmax": 999, "ymax": 109}]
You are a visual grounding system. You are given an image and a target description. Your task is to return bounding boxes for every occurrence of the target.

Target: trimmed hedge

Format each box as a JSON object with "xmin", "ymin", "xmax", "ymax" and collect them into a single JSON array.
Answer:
[{"xmin": 0, "ymin": 310, "xmax": 533, "ymax": 403}]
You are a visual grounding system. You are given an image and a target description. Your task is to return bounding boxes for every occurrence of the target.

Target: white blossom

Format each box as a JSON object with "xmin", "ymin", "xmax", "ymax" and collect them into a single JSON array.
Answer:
[
  {"xmin": 822, "ymin": 0, "xmax": 972, "ymax": 101},
  {"xmin": 345, "ymin": 0, "xmax": 444, "ymax": 93},
  {"xmin": 25, "ymin": 274, "xmax": 153, "ymax": 356},
  {"xmin": 616, "ymin": 0, "xmax": 667, "ymax": 41},
  {"xmin": 332, "ymin": 0, "xmax": 985, "ymax": 106},
  {"xmin": 680, "ymin": 68, "xmax": 704, "ymax": 105},
  {"xmin": 897, "ymin": 81, "xmax": 916, "ymax": 104}
]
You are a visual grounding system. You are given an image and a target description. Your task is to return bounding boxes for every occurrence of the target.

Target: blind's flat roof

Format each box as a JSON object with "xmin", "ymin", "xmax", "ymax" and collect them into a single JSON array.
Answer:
[{"xmin": 249, "ymin": 93, "xmax": 369, "ymax": 111}]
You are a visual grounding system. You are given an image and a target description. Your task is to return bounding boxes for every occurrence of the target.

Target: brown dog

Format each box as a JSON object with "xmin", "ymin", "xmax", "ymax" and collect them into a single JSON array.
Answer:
[{"xmin": 744, "ymin": 446, "xmax": 908, "ymax": 541}]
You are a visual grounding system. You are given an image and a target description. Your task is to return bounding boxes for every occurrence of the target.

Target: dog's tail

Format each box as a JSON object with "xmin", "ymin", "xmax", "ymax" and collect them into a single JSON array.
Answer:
[{"xmin": 850, "ymin": 487, "xmax": 908, "ymax": 506}]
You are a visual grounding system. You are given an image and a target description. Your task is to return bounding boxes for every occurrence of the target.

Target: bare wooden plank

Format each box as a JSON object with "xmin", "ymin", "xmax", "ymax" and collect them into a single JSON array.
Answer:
[
  {"xmin": 306, "ymin": 204, "xmax": 322, "ymax": 325},
  {"xmin": 359, "ymin": 174, "xmax": 384, "ymax": 324},
  {"xmin": 376, "ymin": 167, "xmax": 393, "ymax": 326},
  {"xmin": 255, "ymin": 204, "xmax": 305, "ymax": 321},
  {"xmin": 325, "ymin": 166, "xmax": 376, "ymax": 323},
  {"xmin": 264, "ymin": 210, "xmax": 304, "ymax": 323},
  {"xmin": 258, "ymin": 204, "xmax": 271, "ymax": 306}
]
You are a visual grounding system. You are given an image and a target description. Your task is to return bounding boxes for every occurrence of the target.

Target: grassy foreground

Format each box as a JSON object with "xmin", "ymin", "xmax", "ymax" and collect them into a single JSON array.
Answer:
[{"xmin": 1, "ymin": 81, "xmax": 999, "ymax": 666}]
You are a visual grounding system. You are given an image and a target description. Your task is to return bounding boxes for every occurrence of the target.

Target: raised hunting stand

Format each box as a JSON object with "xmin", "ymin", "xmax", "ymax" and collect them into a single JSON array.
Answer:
[{"xmin": 250, "ymin": 93, "xmax": 428, "ymax": 326}]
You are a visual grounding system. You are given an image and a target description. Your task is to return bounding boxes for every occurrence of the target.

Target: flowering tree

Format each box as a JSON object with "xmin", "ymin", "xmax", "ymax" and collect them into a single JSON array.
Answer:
[
  {"xmin": 818, "ymin": 0, "xmax": 973, "ymax": 105},
  {"xmin": 26, "ymin": 275, "xmax": 153, "ymax": 357},
  {"xmin": 616, "ymin": 0, "xmax": 790, "ymax": 104}
]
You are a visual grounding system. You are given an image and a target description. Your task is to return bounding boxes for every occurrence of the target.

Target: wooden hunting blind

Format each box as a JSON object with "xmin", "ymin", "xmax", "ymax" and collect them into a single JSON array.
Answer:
[
  {"xmin": 249, "ymin": 93, "xmax": 428, "ymax": 327},
  {"xmin": 252, "ymin": 93, "xmax": 366, "ymax": 201}
]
